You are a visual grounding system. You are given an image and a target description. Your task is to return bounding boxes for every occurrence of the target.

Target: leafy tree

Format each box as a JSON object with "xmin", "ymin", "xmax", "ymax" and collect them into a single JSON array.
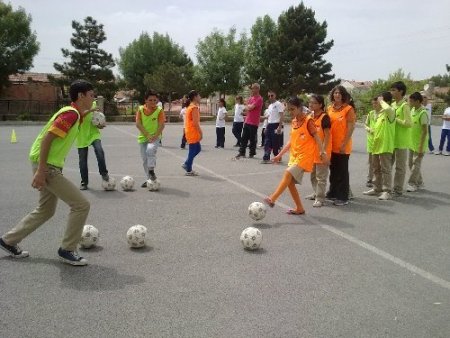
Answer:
[
  {"xmin": 0, "ymin": 2, "xmax": 39, "ymax": 94},
  {"xmin": 118, "ymin": 32, "xmax": 193, "ymax": 101},
  {"xmin": 269, "ymin": 2, "xmax": 338, "ymax": 96},
  {"xmin": 196, "ymin": 27, "xmax": 247, "ymax": 97},
  {"xmin": 435, "ymin": 64, "xmax": 450, "ymax": 105},
  {"xmin": 244, "ymin": 15, "xmax": 277, "ymax": 94},
  {"xmin": 51, "ymin": 16, "xmax": 116, "ymax": 100}
]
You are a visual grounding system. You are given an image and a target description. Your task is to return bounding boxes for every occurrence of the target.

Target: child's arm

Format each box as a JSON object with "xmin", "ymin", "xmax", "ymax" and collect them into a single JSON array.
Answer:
[
  {"xmin": 418, "ymin": 122, "xmax": 428, "ymax": 155},
  {"xmin": 192, "ymin": 107, "xmax": 202, "ymax": 140},
  {"xmin": 273, "ymin": 141, "xmax": 291, "ymax": 163},
  {"xmin": 135, "ymin": 110, "xmax": 151, "ymax": 141},
  {"xmin": 396, "ymin": 104, "xmax": 412, "ymax": 127}
]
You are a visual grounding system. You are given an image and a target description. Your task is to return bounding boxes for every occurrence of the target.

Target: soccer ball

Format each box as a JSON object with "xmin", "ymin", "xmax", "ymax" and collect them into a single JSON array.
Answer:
[
  {"xmin": 80, "ymin": 224, "xmax": 99, "ymax": 249},
  {"xmin": 248, "ymin": 202, "xmax": 267, "ymax": 221},
  {"xmin": 120, "ymin": 175, "xmax": 135, "ymax": 191},
  {"xmin": 147, "ymin": 179, "xmax": 160, "ymax": 191},
  {"xmin": 102, "ymin": 177, "xmax": 116, "ymax": 191},
  {"xmin": 92, "ymin": 111, "xmax": 106, "ymax": 127},
  {"xmin": 127, "ymin": 224, "xmax": 147, "ymax": 248},
  {"xmin": 240, "ymin": 227, "xmax": 263, "ymax": 250}
]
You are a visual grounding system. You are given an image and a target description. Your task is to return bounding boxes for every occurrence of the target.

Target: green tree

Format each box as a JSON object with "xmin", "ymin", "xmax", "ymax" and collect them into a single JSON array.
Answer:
[
  {"xmin": 245, "ymin": 15, "xmax": 277, "ymax": 94},
  {"xmin": 270, "ymin": 2, "xmax": 337, "ymax": 96},
  {"xmin": 51, "ymin": 16, "xmax": 116, "ymax": 100},
  {"xmin": 435, "ymin": 64, "xmax": 450, "ymax": 105},
  {"xmin": 0, "ymin": 2, "xmax": 39, "ymax": 94},
  {"xmin": 196, "ymin": 27, "xmax": 247, "ymax": 97},
  {"xmin": 118, "ymin": 32, "xmax": 193, "ymax": 101}
]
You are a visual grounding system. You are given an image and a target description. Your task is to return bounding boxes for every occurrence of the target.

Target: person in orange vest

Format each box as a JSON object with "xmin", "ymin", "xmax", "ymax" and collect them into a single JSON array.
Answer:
[
  {"xmin": 263, "ymin": 96, "xmax": 326, "ymax": 215},
  {"xmin": 305, "ymin": 94, "xmax": 331, "ymax": 207},
  {"xmin": 182, "ymin": 90, "xmax": 203, "ymax": 176},
  {"xmin": 325, "ymin": 85, "xmax": 356, "ymax": 206}
]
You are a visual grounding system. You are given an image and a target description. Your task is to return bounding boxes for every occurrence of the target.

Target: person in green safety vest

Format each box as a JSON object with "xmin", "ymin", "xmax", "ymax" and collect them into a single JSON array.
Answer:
[
  {"xmin": 76, "ymin": 100, "xmax": 110, "ymax": 190},
  {"xmin": 406, "ymin": 92, "xmax": 429, "ymax": 192},
  {"xmin": 136, "ymin": 89, "xmax": 165, "ymax": 188},
  {"xmin": 0, "ymin": 80, "xmax": 94, "ymax": 266},
  {"xmin": 364, "ymin": 98, "xmax": 378, "ymax": 188}
]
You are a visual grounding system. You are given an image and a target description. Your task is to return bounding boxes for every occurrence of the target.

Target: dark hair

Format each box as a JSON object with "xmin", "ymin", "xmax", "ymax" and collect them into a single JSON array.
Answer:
[
  {"xmin": 390, "ymin": 81, "xmax": 407, "ymax": 96},
  {"xmin": 381, "ymin": 91, "xmax": 393, "ymax": 104},
  {"xmin": 185, "ymin": 90, "xmax": 199, "ymax": 107},
  {"xmin": 181, "ymin": 94, "xmax": 188, "ymax": 108},
  {"xmin": 329, "ymin": 85, "xmax": 351, "ymax": 104},
  {"xmin": 144, "ymin": 89, "xmax": 159, "ymax": 100},
  {"xmin": 235, "ymin": 95, "xmax": 243, "ymax": 104},
  {"xmin": 69, "ymin": 80, "xmax": 93, "ymax": 102},
  {"xmin": 219, "ymin": 98, "xmax": 226, "ymax": 106},
  {"xmin": 310, "ymin": 94, "xmax": 325, "ymax": 110},
  {"xmin": 409, "ymin": 91, "xmax": 423, "ymax": 103},
  {"xmin": 287, "ymin": 96, "xmax": 303, "ymax": 108}
]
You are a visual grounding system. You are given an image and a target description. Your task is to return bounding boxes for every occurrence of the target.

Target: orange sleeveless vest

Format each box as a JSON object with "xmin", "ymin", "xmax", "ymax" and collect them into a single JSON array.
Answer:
[
  {"xmin": 328, "ymin": 104, "xmax": 353, "ymax": 154},
  {"xmin": 288, "ymin": 116, "xmax": 316, "ymax": 172},
  {"xmin": 184, "ymin": 104, "xmax": 201, "ymax": 143},
  {"xmin": 312, "ymin": 112, "xmax": 332, "ymax": 164}
]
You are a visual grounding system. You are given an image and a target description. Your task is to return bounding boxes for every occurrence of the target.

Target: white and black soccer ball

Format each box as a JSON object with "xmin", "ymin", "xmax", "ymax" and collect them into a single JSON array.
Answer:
[
  {"xmin": 240, "ymin": 227, "xmax": 263, "ymax": 250},
  {"xmin": 120, "ymin": 175, "xmax": 135, "ymax": 191},
  {"xmin": 92, "ymin": 111, "xmax": 106, "ymax": 127},
  {"xmin": 248, "ymin": 201, "xmax": 267, "ymax": 221},
  {"xmin": 80, "ymin": 224, "xmax": 99, "ymax": 249},
  {"xmin": 102, "ymin": 177, "xmax": 116, "ymax": 191},
  {"xmin": 147, "ymin": 178, "xmax": 160, "ymax": 191},
  {"xmin": 127, "ymin": 224, "xmax": 148, "ymax": 248}
]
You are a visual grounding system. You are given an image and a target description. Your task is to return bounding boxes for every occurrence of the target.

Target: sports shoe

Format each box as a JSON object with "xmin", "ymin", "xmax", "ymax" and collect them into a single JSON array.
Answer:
[
  {"xmin": 366, "ymin": 180, "xmax": 373, "ymax": 188},
  {"xmin": 58, "ymin": 248, "xmax": 87, "ymax": 266},
  {"xmin": 378, "ymin": 192, "xmax": 391, "ymax": 200},
  {"xmin": 392, "ymin": 191, "xmax": 403, "ymax": 197},
  {"xmin": 312, "ymin": 200, "xmax": 323, "ymax": 207},
  {"xmin": 181, "ymin": 163, "xmax": 188, "ymax": 171},
  {"xmin": 333, "ymin": 200, "xmax": 349, "ymax": 206},
  {"xmin": 149, "ymin": 173, "xmax": 157, "ymax": 181},
  {"xmin": 141, "ymin": 181, "xmax": 147, "ymax": 188},
  {"xmin": 102, "ymin": 174, "xmax": 110, "ymax": 181},
  {"xmin": 444, "ymin": 151, "xmax": 450, "ymax": 156},
  {"xmin": 185, "ymin": 171, "xmax": 199, "ymax": 176},
  {"xmin": 434, "ymin": 150, "xmax": 442, "ymax": 155},
  {"xmin": 249, "ymin": 154, "xmax": 256, "ymax": 159},
  {"xmin": 363, "ymin": 189, "xmax": 379, "ymax": 196},
  {"xmin": 0, "ymin": 238, "xmax": 29, "ymax": 258},
  {"xmin": 406, "ymin": 184, "xmax": 417, "ymax": 192},
  {"xmin": 80, "ymin": 183, "xmax": 88, "ymax": 190},
  {"xmin": 234, "ymin": 154, "xmax": 244, "ymax": 160},
  {"xmin": 417, "ymin": 183, "xmax": 425, "ymax": 190},
  {"xmin": 260, "ymin": 159, "xmax": 271, "ymax": 164},
  {"xmin": 305, "ymin": 193, "xmax": 315, "ymax": 200}
]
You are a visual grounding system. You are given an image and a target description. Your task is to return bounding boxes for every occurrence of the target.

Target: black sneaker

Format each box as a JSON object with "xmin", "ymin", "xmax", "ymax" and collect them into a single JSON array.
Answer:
[
  {"xmin": 333, "ymin": 199, "xmax": 349, "ymax": 206},
  {"xmin": 102, "ymin": 174, "xmax": 110, "ymax": 181},
  {"xmin": 80, "ymin": 183, "xmax": 88, "ymax": 190},
  {"xmin": 141, "ymin": 181, "xmax": 147, "ymax": 188},
  {"xmin": 58, "ymin": 248, "xmax": 87, "ymax": 266},
  {"xmin": 249, "ymin": 154, "xmax": 255, "ymax": 159},
  {"xmin": 0, "ymin": 238, "xmax": 29, "ymax": 258},
  {"xmin": 149, "ymin": 173, "xmax": 157, "ymax": 181}
]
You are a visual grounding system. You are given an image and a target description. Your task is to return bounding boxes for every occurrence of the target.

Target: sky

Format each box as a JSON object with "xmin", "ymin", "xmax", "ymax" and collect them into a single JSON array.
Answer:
[{"xmin": 7, "ymin": 0, "xmax": 450, "ymax": 81}]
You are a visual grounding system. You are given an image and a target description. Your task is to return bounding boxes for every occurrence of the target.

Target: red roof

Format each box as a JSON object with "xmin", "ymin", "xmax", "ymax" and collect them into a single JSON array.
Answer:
[{"xmin": 8, "ymin": 72, "xmax": 62, "ymax": 83}]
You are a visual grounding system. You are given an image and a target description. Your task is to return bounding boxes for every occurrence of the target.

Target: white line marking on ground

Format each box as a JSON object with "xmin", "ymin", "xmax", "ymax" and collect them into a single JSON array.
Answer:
[{"xmin": 111, "ymin": 126, "xmax": 450, "ymax": 290}]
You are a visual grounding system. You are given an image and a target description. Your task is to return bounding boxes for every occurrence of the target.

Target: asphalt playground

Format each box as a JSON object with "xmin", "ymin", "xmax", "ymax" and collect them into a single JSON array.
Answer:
[{"xmin": 0, "ymin": 122, "xmax": 449, "ymax": 338}]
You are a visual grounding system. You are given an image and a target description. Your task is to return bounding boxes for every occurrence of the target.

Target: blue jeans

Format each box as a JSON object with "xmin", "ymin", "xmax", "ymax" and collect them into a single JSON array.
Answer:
[
  {"xmin": 263, "ymin": 122, "xmax": 281, "ymax": 160},
  {"xmin": 232, "ymin": 122, "xmax": 243, "ymax": 146},
  {"xmin": 184, "ymin": 142, "xmax": 201, "ymax": 172},
  {"xmin": 78, "ymin": 139, "xmax": 108, "ymax": 185},
  {"xmin": 438, "ymin": 128, "xmax": 450, "ymax": 152},
  {"xmin": 428, "ymin": 125, "xmax": 434, "ymax": 151},
  {"xmin": 139, "ymin": 141, "xmax": 159, "ymax": 178}
]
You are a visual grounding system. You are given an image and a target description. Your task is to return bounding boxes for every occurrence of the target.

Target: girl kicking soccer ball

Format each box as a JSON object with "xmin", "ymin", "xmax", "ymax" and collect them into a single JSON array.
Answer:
[{"xmin": 264, "ymin": 96, "xmax": 326, "ymax": 215}]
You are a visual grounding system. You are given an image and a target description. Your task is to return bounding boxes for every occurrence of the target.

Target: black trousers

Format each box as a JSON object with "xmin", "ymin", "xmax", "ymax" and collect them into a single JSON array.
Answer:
[
  {"xmin": 238, "ymin": 123, "xmax": 258, "ymax": 156},
  {"xmin": 232, "ymin": 122, "xmax": 243, "ymax": 146},
  {"xmin": 327, "ymin": 152, "xmax": 350, "ymax": 201},
  {"xmin": 216, "ymin": 127, "xmax": 225, "ymax": 147}
]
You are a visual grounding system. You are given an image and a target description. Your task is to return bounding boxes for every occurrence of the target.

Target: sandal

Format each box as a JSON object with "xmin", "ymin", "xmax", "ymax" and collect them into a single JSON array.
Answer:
[
  {"xmin": 263, "ymin": 197, "xmax": 275, "ymax": 208},
  {"xmin": 286, "ymin": 209, "xmax": 305, "ymax": 215}
]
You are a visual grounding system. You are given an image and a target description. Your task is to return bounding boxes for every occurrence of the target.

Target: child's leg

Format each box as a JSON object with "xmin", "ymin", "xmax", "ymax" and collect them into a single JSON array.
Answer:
[
  {"xmin": 92, "ymin": 139, "xmax": 108, "ymax": 178},
  {"xmin": 287, "ymin": 180, "xmax": 304, "ymax": 213},
  {"xmin": 270, "ymin": 170, "xmax": 293, "ymax": 202},
  {"xmin": 367, "ymin": 153, "xmax": 373, "ymax": 182},
  {"xmin": 140, "ymin": 143, "xmax": 149, "ymax": 178},
  {"xmin": 78, "ymin": 147, "xmax": 89, "ymax": 185}
]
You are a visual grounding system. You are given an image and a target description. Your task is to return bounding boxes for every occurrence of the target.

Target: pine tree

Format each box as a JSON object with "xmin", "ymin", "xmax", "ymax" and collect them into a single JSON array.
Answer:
[{"xmin": 51, "ymin": 16, "xmax": 116, "ymax": 100}]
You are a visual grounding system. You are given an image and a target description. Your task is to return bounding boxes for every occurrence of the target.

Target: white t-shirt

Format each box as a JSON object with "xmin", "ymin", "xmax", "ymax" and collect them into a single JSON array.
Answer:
[
  {"xmin": 424, "ymin": 103, "xmax": 432, "ymax": 125},
  {"xmin": 180, "ymin": 107, "xmax": 186, "ymax": 122},
  {"xmin": 262, "ymin": 109, "xmax": 269, "ymax": 128},
  {"xmin": 216, "ymin": 107, "xmax": 227, "ymax": 128},
  {"xmin": 267, "ymin": 101, "xmax": 284, "ymax": 123},
  {"xmin": 443, "ymin": 107, "xmax": 450, "ymax": 130},
  {"xmin": 233, "ymin": 104, "xmax": 245, "ymax": 123}
]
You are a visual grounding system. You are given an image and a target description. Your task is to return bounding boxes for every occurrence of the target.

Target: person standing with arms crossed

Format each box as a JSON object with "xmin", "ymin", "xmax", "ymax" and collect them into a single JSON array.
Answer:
[
  {"xmin": 0, "ymin": 80, "xmax": 93, "ymax": 265},
  {"xmin": 136, "ymin": 89, "xmax": 165, "ymax": 188},
  {"xmin": 390, "ymin": 81, "xmax": 412, "ymax": 196},
  {"xmin": 235, "ymin": 83, "xmax": 263, "ymax": 159}
]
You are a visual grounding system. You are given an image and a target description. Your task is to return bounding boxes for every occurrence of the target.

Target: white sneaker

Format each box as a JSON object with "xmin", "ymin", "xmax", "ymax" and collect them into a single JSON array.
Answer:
[
  {"xmin": 444, "ymin": 151, "xmax": 450, "ymax": 156},
  {"xmin": 417, "ymin": 183, "xmax": 425, "ymax": 190},
  {"xmin": 406, "ymin": 184, "xmax": 417, "ymax": 192},
  {"xmin": 305, "ymin": 193, "xmax": 315, "ymax": 200},
  {"xmin": 363, "ymin": 189, "xmax": 379, "ymax": 196},
  {"xmin": 378, "ymin": 192, "xmax": 391, "ymax": 200},
  {"xmin": 434, "ymin": 150, "xmax": 442, "ymax": 155},
  {"xmin": 312, "ymin": 200, "xmax": 323, "ymax": 207}
]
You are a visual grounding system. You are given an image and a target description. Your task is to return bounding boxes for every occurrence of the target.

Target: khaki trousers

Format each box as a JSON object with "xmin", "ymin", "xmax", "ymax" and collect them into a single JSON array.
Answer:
[
  {"xmin": 3, "ymin": 165, "xmax": 90, "ymax": 251},
  {"xmin": 392, "ymin": 148, "xmax": 408, "ymax": 194},
  {"xmin": 367, "ymin": 153, "xmax": 374, "ymax": 182},
  {"xmin": 310, "ymin": 163, "xmax": 329, "ymax": 202},
  {"xmin": 408, "ymin": 150, "xmax": 424, "ymax": 187},
  {"xmin": 372, "ymin": 153, "xmax": 392, "ymax": 192}
]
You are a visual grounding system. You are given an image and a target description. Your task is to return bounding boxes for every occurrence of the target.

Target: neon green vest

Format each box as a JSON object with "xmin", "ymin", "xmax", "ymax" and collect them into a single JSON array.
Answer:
[
  {"xmin": 137, "ymin": 105, "xmax": 162, "ymax": 144},
  {"xmin": 410, "ymin": 107, "xmax": 429, "ymax": 153},
  {"xmin": 76, "ymin": 109, "xmax": 101, "ymax": 148},
  {"xmin": 366, "ymin": 110, "xmax": 377, "ymax": 153},
  {"xmin": 29, "ymin": 106, "xmax": 80, "ymax": 168},
  {"xmin": 392, "ymin": 100, "xmax": 411, "ymax": 149},
  {"xmin": 372, "ymin": 109, "xmax": 396, "ymax": 155}
]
